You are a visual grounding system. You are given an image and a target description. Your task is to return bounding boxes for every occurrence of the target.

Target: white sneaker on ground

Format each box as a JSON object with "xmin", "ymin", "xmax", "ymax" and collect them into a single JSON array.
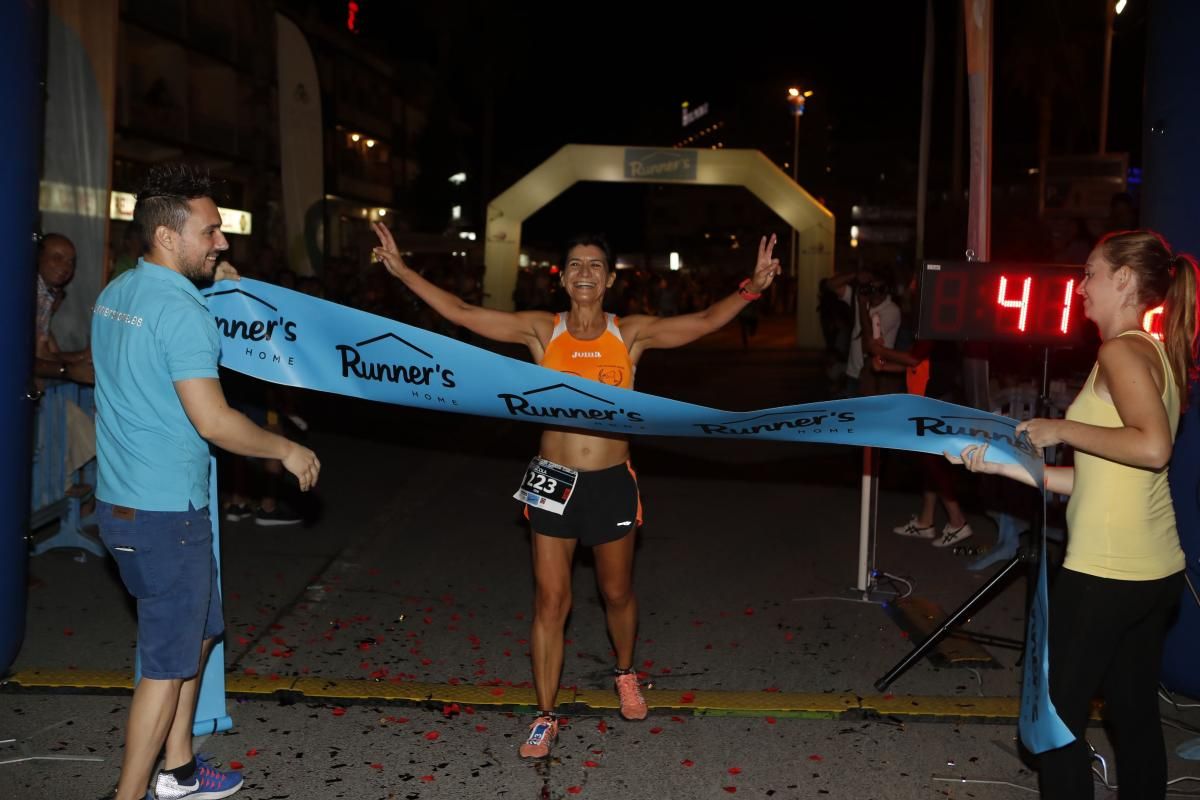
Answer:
[
  {"xmin": 893, "ymin": 517, "xmax": 936, "ymax": 539},
  {"xmin": 932, "ymin": 522, "xmax": 973, "ymax": 548}
]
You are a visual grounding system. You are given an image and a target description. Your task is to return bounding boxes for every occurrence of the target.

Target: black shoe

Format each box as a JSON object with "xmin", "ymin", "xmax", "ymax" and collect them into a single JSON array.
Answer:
[
  {"xmin": 254, "ymin": 505, "xmax": 303, "ymax": 527},
  {"xmin": 223, "ymin": 503, "xmax": 253, "ymax": 522}
]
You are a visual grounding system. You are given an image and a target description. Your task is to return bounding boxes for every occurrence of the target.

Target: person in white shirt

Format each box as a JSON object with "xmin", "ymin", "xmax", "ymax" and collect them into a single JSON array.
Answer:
[{"xmin": 821, "ymin": 267, "xmax": 901, "ymax": 396}]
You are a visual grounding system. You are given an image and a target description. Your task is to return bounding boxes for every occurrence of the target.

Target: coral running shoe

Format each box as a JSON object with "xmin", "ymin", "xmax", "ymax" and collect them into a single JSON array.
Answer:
[
  {"xmin": 519, "ymin": 715, "xmax": 559, "ymax": 759},
  {"xmin": 615, "ymin": 671, "xmax": 648, "ymax": 721}
]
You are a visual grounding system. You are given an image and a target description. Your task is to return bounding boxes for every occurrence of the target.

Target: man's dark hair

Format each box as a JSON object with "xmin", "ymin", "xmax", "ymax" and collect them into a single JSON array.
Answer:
[
  {"xmin": 132, "ymin": 164, "xmax": 216, "ymax": 250},
  {"xmin": 862, "ymin": 264, "xmax": 895, "ymax": 292},
  {"xmin": 563, "ymin": 233, "xmax": 613, "ymax": 269}
]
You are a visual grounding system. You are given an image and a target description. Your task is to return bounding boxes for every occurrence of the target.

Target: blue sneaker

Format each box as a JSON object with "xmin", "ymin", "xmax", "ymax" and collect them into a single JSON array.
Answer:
[{"xmin": 151, "ymin": 759, "xmax": 243, "ymax": 799}]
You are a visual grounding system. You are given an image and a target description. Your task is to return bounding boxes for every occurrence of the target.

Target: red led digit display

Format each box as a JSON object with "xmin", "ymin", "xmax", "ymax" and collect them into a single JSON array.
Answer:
[
  {"xmin": 1143, "ymin": 306, "xmax": 1165, "ymax": 340},
  {"xmin": 918, "ymin": 261, "xmax": 1088, "ymax": 345}
]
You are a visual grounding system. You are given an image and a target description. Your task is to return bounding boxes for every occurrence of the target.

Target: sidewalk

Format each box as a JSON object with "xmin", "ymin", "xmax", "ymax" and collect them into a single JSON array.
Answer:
[{"xmin": 5, "ymin": 338, "xmax": 1199, "ymax": 799}]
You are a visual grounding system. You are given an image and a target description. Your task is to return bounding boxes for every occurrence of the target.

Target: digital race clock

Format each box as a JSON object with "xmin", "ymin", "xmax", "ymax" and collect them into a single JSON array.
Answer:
[{"xmin": 917, "ymin": 260, "xmax": 1089, "ymax": 345}]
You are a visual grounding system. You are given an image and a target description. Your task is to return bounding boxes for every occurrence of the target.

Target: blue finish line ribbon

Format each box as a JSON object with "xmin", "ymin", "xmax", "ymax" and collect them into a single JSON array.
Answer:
[{"xmin": 205, "ymin": 279, "xmax": 1073, "ymax": 753}]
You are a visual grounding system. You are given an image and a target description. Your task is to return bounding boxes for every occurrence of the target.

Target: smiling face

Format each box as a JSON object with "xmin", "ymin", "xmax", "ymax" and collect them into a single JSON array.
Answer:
[
  {"xmin": 173, "ymin": 197, "xmax": 229, "ymax": 281},
  {"xmin": 562, "ymin": 244, "xmax": 615, "ymax": 303},
  {"xmin": 1078, "ymin": 245, "xmax": 1128, "ymax": 325}
]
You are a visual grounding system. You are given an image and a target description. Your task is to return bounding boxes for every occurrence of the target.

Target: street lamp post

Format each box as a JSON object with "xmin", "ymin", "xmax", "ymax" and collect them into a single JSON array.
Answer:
[
  {"xmin": 786, "ymin": 87, "xmax": 812, "ymax": 277},
  {"xmin": 1099, "ymin": 0, "xmax": 1125, "ymax": 154}
]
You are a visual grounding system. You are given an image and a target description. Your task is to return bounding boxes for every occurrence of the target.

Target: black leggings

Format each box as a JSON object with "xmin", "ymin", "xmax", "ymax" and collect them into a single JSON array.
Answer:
[{"xmin": 1039, "ymin": 567, "xmax": 1183, "ymax": 799}]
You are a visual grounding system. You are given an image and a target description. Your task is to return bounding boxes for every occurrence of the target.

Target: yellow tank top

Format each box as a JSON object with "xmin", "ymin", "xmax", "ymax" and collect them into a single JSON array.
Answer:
[
  {"xmin": 539, "ymin": 313, "xmax": 634, "ymax": 389},
  {"xmin": 1064, "ymin": 330, "xmax": 1184, "ymax": 580}
]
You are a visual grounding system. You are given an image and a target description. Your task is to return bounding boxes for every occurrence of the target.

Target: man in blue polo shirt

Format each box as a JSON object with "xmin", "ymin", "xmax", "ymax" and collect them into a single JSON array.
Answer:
[{"xmin": 93, "ymin": 164, "xmax": 320, "ymax": 800}]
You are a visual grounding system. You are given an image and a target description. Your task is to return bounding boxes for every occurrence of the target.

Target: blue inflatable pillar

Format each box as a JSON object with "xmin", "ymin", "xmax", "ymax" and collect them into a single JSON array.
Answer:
[
  {"xmin": 0, "ymin": 3, "xmax": 47, "ymax": 675},
  {"xmin": 1143, "ymin": 0, "xmax": 1200, "ymax": 704}
]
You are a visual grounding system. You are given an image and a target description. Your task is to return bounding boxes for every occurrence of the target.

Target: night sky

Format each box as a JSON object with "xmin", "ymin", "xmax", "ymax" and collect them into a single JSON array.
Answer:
[{"xmin": 322, "ymin": 0, "xmax": 1148, "ymax": 251}]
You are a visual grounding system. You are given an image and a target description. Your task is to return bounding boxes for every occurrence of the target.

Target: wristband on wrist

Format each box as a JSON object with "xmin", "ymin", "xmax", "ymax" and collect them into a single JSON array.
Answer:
[{"xmin": 738, "ymin": 278, "xmax": 762, "ymax": 301}]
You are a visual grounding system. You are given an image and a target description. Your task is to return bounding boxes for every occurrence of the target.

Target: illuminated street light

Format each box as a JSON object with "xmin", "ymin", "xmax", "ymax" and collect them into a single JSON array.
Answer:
[
  {"xmin": 1115, "ymin": 0, "xmax": 1127, "ymax": 13},
  {"xmin": 785, "ymin": 86, "xmax": 814, "ymax": 275},
  {"xmin": 350, "ymin": 133, "xmax": 361, "ymax": 142},
  {"xmin": 365, "ymin": 139, "xmax": 376, "ymax": 148}
]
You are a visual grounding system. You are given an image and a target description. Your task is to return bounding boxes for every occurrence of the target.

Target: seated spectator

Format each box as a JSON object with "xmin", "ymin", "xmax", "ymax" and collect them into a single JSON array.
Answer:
[{"xmin": 34, "ymin": 233, "xmax": 93, "ymax": 385}]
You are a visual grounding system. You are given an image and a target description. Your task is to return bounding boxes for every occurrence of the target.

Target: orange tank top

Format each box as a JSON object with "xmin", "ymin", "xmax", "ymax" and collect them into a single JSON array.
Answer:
[{"xmin": 540, "ymin": 312, "xmax": 634, "ymax": 389}]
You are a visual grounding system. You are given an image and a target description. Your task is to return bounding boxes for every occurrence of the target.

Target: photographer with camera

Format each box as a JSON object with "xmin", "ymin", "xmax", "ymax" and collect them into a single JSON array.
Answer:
[{"xmin": 821, "ymin": 266, "xmax": 901, "ymax": 397}]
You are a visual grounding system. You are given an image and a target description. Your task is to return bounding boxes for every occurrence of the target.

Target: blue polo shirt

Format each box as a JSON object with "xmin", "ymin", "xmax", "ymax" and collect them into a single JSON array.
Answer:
[{"xmin": 92, "ymin": 259, "xmax": 221, "ymax": 511}]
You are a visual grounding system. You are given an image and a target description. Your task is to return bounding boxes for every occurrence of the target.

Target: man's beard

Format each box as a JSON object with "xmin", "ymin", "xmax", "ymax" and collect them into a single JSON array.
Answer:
[{"xmin": 179, "ymin": 251, "xmax": 216, "ymax": 283}]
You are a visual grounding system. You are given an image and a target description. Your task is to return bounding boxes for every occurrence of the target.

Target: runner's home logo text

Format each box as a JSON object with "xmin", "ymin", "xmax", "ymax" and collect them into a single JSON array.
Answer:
[
  {"xmin": 693, "ymin": 410, "xmax": 855, "ymax": 436},
  {"xmin": 337, "ymin": 332, "xmax": 457, "ymax": 389},
  {"xmin": 908, "ymin": 415, "xmax": 1037, "ymax": 456},
  {"xmin": 497, "ymin": 383, "xmax": 644, "ymax": 425}
]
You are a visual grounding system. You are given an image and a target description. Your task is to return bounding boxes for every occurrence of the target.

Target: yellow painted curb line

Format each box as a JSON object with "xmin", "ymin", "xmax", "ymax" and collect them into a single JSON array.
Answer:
[{"xmin": 2, "ymin": 669, "xmax": 1047, "ymax": 721}]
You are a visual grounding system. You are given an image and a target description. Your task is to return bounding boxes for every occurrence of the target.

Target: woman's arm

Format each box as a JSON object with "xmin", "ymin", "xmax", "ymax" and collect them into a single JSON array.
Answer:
[
  {"xmin": 623, "ymin": 234, "xmax": 781, "ymax": 351},
  {"xmin": 1017, "ymin": 338, "xmax": 1174, "ymax": 470},
  {"xmin": 945, "ymin": 443, "xmax": 1075, "ymax": 494},
  {"xmin": 372, "ymin": 222, "xmax": 550, "ymax": 348}
]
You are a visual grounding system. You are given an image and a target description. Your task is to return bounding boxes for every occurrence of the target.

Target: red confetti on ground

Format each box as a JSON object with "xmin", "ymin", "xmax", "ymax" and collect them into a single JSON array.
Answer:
[
  {"xmin": 229, "ymin": 761, "xmax": 243, "ymax": 770},
  {"xmin": 243, "ymin": 668, "xmax": 257, "ymax": 676},
  {"xmin": 584, "ymin": 760, "xmax": 599, "ymax": 768},
  {"xmin": 681, "ymin": 759, "xmax": 694, "ymax": 767},
  {"xmin": 62, "ymin": 628, "xmax": 74, "ymax": 636},
  {"xmin": 883, "ymin": 693, "xmax": 895, "ymax": 700},
  {"xmin": 246, "ymin": 748, "xmax": 259, "ymax": 757},
  {"xmin": 331, "ymin": 707, "xmax": 346, "ymax": 716},
  {"xmin": 370, "ymin": 763, "xmax": 382, "ymax": 770},
  {"xmin": 723, "ymin": 788, "xmax": 737, "ymax": 794},
  {"xmin": 420, "ymin": 775, "xmax": 435, "ymax": 782},
  {"xmin": 900, "ymin": 631, "xmax": 910, "ymax": 639},
  {"xmin": 424, "ymin": 731, "xmax": 440, "ymax": 741},
  {"xmin": 744, "ymin": 607, "xmax": 755, "ymax": 615},
  {"xmin": 785, "ymin": 632, "xmax": 795, "ymax": 641},
  {"xmin": 597, "ymin": 721, "xmax": 608, "ymax": 734},
  {"xmin": 680, "ymin": 692, "xmax": 696, "ymax": 704},
  {"xmin": 649, "ymin": 727, "xmax": 663, "ymax": 734},
  {"xmin": 728, "ymin": 767, "xmax": 742, "ymax": 775},
  {"xmin": 566, "ymin": 787, "xmax": 582, "ymax": 795},
  {"xmin": 490, "ymin": 688, "xmax": 505, "ymax": 696},
  {"xmin": 671, "ymin": 716, "xmax": 685, "ymax": 723},
  {"xmin": 763, "ymin": 687, "xmax": 781, "ymax": 693},
  {"xmin": 357, "ymin": 642, "xmax": 372, "ymax": 651},
  {"xmin": 808, "ymin": 754, "xmax": 823, "ymax": 761},
  {"xmin": 642, "ymin": 660, "xmax": 654, "ymax": 668},
  {"xmin": 766, "ymin": 717, "xmax": 777, "ymax": 724},
  {"xmin": 475, "ymin": 725, "xmax": 487, "ymax": 732}
]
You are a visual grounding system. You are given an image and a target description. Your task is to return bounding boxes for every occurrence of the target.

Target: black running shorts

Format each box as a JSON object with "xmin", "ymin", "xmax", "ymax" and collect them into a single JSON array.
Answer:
[{"xmin": 527, "ymin": 461, "xmax": 642, "ymax": 547}]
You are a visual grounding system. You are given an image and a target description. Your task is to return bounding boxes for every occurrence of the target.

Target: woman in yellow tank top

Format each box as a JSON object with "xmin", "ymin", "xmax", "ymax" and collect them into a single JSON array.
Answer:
[
  {"xmin": 951, "ymin": 231, "xmax": 1200, "ymax": 798},
  {"xmin": 371, "ymin": 223, "xmax": 781, "ymax": 759}
]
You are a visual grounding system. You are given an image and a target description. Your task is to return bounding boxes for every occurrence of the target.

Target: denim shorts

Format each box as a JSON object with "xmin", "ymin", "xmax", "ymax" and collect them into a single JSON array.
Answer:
[{"xmin": 97, "ymin": 501, "xmax": 223, "ymax": 679}]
